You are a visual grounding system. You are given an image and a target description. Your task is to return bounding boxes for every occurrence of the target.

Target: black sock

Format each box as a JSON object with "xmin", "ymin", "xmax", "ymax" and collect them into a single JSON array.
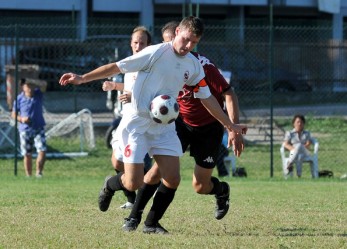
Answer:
[
  {"xmin": 124, "ymin": 190, "xmax": 136, "ymax": 204},
  {"xmin": 144, "ymin": 183, "xmax": 176, "ymax": 226},
  {"xmin": 209, "ymin": 176, "xmax": 224, "ymax": 196},
  {"xmin": 129, "ymin": 182, "xmax": 160, "ymax": 220},
  {"xmin": 106, "ymin": 173, "xmax": 125, "ymax": 192}
]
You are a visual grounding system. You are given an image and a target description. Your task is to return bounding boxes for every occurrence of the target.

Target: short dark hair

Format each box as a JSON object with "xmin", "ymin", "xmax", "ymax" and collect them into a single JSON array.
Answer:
[
  {"xmin": 292, "ymin": 114, "xmax": 306, "ymax": 125},
  {"xmin": 179, "ymin": 16, "xmax": 204, "ymax": 37}
]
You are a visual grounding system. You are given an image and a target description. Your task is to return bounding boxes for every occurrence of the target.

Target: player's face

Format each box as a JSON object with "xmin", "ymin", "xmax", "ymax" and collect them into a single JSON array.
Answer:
[
  {"xmin": 173, "ymin": 27, "xmax": 201, "ymax": 56},
  {"xmin": 293, "ymin": 117, "xmax": 305, "ymax": 132},
  {"xmin": 130, "ymin": 31, "xmax": 149, "ymax": 54}
]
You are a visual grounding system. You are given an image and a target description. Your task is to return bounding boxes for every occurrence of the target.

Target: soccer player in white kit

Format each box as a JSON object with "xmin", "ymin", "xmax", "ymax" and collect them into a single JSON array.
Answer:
[
  {"xmin": 104, "ymin": 26, "xmax": 152, "ymax": 209},
  {"xmin": 59, "ymin": 16, "xmax": 247, "ymax": 234}
]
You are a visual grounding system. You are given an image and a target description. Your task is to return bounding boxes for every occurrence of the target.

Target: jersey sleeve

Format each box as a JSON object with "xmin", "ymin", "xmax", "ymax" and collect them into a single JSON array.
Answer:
[
  {"xmin": 116, "ymin": 45, "xmax": 157, "ymax": 74},
  {"xmin": 192, "ymin": 78, "xmax": 211, "ymax": 99}
]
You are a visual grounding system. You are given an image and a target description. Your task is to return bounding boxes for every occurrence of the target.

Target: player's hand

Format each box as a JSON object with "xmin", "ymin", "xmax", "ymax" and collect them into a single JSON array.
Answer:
[
  {"xmin": 102, "ymin": 81, "xmax": 115, "ymax": 91},
  {"xmin": 227, "ymin": 131, "xmax": 244, "ymax": 157},
  {"xmin": 59, "ymin": 73, "xmax": 83, "ymax": 86},
  {"xmin": 21, "ymin": 116, "xmax": 30, "ymax": 124},
  {"xmin": 118, "ymin": 91, "xmax": 132, "ymax": 104},
  {"xmin": 225, "ymin": 123, "xmax": 247, "ymax": 135}
]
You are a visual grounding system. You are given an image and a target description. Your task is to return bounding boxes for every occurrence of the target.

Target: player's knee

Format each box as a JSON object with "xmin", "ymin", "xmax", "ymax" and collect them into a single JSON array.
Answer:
[
  {"xmin": 144, "ymin": 170, "xmax": 161, "ymax": 184},
  {"xmin": 172, "ymin": 176, "xmax": 181, "ymax": 188},
  {"xmin": 162, "ymin": 175, "xmax": 180, "ymax": 189},
  {"xmin": 124, "ymin": 180, "xmax": 142, "ymax": 192}
]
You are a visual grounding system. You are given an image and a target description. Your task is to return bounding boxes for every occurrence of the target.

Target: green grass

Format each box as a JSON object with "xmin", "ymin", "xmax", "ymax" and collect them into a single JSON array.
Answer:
[{"xmin": 1, "ymin": 117, "xmax": 347, "ymax": 248}]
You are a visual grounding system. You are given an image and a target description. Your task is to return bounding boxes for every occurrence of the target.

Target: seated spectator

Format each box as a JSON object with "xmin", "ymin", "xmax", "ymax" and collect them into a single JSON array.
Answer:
[{"xmin": 283, "ymin": 114, "xmax": 314, "ymax": 177}]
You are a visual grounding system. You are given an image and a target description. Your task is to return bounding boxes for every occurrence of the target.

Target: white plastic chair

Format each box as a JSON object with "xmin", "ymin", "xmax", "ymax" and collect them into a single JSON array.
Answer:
[{"xmin": 280, "ymin": 138, "xmax": 319, "ymax": 178}]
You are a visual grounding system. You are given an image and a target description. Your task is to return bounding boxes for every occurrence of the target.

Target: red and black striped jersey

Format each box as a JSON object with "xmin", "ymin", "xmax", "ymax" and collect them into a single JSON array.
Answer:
[{"xmin": 177, "ymin": 52, "xmax": 231, "ymax": 127}]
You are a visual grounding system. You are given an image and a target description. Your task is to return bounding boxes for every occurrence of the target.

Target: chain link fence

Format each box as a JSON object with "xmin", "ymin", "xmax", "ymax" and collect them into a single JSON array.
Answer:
[{"xmin": 1, "ymin": 20, "xmax": 346, "ymax": 178}]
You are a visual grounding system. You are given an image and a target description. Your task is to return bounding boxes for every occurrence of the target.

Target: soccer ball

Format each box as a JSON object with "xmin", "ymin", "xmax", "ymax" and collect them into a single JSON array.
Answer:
[{"xmin": 149, "ymin": 95, "xmax": 179, "ymax": 124}]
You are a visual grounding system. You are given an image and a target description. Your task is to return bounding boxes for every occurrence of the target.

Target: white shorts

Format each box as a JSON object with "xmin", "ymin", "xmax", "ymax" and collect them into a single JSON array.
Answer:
[
  {"xmin": 111, "ymin": 128, "xmax": 124, "ymax": 162},
  {"xmin": 116, "ymin": 114, "xmax": 183, "ymax": 164}
]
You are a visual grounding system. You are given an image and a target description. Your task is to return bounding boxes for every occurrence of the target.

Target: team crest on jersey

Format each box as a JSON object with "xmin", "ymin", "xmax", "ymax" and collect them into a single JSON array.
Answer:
[{"xmin": 184, "ymin": 71, "xmax": 189, "ymax": 82}]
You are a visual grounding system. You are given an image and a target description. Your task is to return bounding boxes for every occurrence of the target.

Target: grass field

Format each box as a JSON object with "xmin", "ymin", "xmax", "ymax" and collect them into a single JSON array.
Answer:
[{"xmin": 1, "ymin": 117, "xmax": 347, "ymax": 248}]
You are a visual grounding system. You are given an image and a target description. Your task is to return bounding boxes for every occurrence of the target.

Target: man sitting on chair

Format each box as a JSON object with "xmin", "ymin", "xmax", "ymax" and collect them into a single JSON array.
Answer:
[{"xmin": 283, "ymin": 114, "xmax": 314, "ymax": 177}]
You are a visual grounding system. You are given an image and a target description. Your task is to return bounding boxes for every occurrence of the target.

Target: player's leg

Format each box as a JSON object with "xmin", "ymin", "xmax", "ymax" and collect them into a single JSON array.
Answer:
[
  {"xmin": 142, "ymin": 155, "xmax": 180, "ymax": 234},
  {"xmin": 192, "ymin": 166, "xmax": 214, "ymax": 194},
  {"xmin": 98, "ymin": 129, "xmax": 147, "ymax": 212},
  {"xmin": 98, "ymin": 162, "xmax": 144, "ymax": 212},
  {"xmin": 191, "ymin": 122, "xmax": 230, "ymax": 220},
  {"xmin": 137, "ymin": 131, "xmax": 182, "ymax": 234},
  {"xmin": 110, "ymin": 128, "xmax": 137, "ymax": 209},
  {"xmin": 190, "ymin": 121, "xmax": 223, "ymax": 194},
  {"xmin": 123, "ymin": 161, "xmax": 161, "ymax": 232},
  {"xmin": 113, "ymin": 155, "xmax": 137, "ymax": 209}
]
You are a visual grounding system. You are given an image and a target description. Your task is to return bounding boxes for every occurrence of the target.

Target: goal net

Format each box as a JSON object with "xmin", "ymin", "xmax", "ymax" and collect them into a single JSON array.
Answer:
[
  {"xmin": 44, "ymin": 108, "xmax": 95, "ymax": 157},
  {"xmin": 0, "ymin": 107, "xmax": 95, "ymax": 158}
]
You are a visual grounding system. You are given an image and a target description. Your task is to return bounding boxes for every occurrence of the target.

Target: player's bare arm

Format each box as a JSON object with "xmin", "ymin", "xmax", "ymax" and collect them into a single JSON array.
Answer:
[
  {"xmin": 59, "ymin": 62, "xmax": 120, "ymax": 86},
  {"xmin": 200, "ymin": 95, "xmax": 247, "ymax": 134},
  {"xmin": 224, "ymin": 88, "xmax": 245, "ymax": 157}
]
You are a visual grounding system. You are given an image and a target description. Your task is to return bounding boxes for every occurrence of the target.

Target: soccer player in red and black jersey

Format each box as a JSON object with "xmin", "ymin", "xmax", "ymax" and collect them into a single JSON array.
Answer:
[{"xmin": 122, "ymin": 21, "xmax": 245, "ymax": 232}]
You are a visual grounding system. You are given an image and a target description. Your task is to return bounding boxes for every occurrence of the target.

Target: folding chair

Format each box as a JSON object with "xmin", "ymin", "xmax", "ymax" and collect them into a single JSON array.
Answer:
[{"xmin": 280, "ymin": 138, "xmax": 319, "ymax": 178}]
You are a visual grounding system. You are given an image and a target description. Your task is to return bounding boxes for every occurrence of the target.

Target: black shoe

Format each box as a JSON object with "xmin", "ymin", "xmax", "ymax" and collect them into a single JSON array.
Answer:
[
  {"xmin": 215, "ymin": 182, "xmax": 230, "ymax": 220},
  {"xmin": 98, "ymin": 176, "xmax": 114, "ymax": 212},
  {"xmin": 122, "ymin": 218, "xmax": 139, "ymax": 232},
  {"xmin": 143, "ymin": 223, "xmax": 169, "ymax": 234}
]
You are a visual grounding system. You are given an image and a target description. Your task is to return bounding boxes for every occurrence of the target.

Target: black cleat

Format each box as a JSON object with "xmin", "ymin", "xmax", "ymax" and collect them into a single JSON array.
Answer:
[
  {"xmin": 122, "ymin": 218, "xmax": 139, "ymax": 232},
  {"xmin": 215, "ymin": 182, "xmax": 230, "ymax": 220},
  {"xmin": 143, "ymin": 223, "xmax": 169, "ymax": 234},
  {"xmin": 98, "ymin": 176, "xmax": 114, "ymax": 212}
]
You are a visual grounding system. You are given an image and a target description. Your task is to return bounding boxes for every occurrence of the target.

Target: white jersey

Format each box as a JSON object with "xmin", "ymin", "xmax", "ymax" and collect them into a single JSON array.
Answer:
[
  {"xmin": 113, "ymin": 42, "xmax": 210, "ymax": 162},
  {"xmin": 116, "ymin": 42, "xmax": 210, "ymax": 135}
]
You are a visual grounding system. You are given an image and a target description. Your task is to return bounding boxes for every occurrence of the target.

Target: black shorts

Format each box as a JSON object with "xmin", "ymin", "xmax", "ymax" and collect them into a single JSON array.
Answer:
[{"xmin": 175, "ymin": 116, "xmax": 224, "ymax": 169}]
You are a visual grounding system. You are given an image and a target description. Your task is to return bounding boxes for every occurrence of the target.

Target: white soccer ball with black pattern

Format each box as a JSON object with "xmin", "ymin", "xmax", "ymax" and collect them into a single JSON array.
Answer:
[{"xmin": 149, "ymin": 95, "xmax": 179, "ymax": 124}]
